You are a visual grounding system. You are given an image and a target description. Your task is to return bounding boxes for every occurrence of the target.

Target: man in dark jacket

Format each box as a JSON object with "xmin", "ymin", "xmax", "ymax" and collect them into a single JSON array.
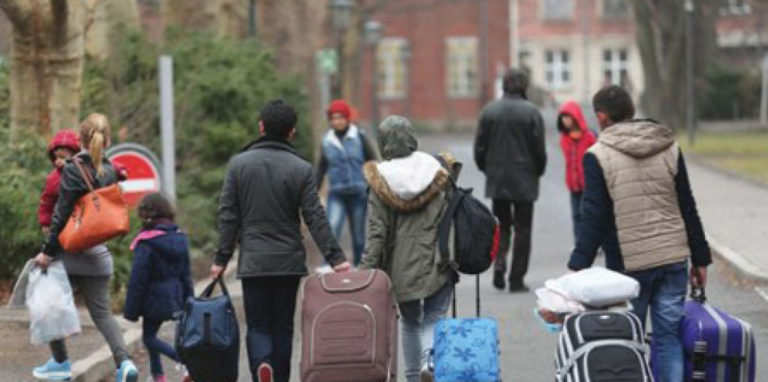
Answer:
[
  {"xmin": 475, "ymin": 68, "xmax": 547, "ymax": 292},
  {"xmin": 567, "ymin": 86, "xmax": 710, "ymax": 382},
  {"xmin": 211, "ymin": 100, "xmax": 351, "ymax": 382}
]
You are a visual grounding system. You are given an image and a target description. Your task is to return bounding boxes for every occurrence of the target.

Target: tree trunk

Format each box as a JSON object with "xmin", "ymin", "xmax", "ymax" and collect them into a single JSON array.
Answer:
[
  {"xmin": 85, "ymin": 0, "xmax": 140, "ymax": 60},
  {"xmin": 631, "ymin": 0, "xmax": 723, "ymax": 128},
  {"xmin": 2, "ymin": 0, "xmax": 88, "ymax": 136}
]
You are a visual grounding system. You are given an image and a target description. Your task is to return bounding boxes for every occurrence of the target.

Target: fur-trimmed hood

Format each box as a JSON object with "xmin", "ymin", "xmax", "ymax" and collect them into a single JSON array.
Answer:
[{"xmin": 364, "ymin": 152, "xmax": 452, "ymax": 213}]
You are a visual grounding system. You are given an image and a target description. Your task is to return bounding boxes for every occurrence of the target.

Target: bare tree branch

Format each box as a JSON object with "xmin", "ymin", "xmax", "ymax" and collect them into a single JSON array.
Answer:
[{"xmin": 0, "ymin": 0, "xmax": 29, "ymax": 32}]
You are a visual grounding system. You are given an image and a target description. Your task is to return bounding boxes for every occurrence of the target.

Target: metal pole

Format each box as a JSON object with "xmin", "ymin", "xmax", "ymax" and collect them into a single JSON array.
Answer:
[
  {"xmin": 686, "ymin": 0, "xmax": 695, "ymax": 145},
  {"xmin": 760, "ymin": 53, "xmax": 768, "ymax": 125},
  {"xmin": 334, "ymin": 29, "xmax": 344, "ymax": 99},
  {"xmin": 371, "ymin": 42, "xmax": 380, "ymax": 136},
  {"xmin": 479, "ymin": 0, "xmax": 491, "ymax": 105},
  {"xmin": 159, "ymin": 55, "xmax": 176, "ymax": 203},
  {"xmin": 248, "ymin": 0, "xmax": 257, "ymax": 38},
  {"xmin": 510, "ymin": 0, "xmax": 519, "ymax": 67},
  {"xmin": 582, "ymin": 0, "xmax": 591, "ymax": 105}
]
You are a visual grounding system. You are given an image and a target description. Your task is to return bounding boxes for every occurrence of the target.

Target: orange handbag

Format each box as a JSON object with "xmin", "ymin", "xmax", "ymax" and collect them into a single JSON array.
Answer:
[{"xmin": 59, "ymin": 159, "xmax": 130, "ymax": 253}]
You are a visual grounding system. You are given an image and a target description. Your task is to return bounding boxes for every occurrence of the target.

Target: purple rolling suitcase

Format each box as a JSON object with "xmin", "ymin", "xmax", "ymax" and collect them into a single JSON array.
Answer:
[{"xmin": 652, "ymin": 288, "xmax": 756, "ymax": 382}]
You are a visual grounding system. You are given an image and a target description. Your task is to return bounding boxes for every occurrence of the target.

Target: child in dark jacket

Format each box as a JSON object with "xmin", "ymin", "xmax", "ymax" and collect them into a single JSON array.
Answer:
[
  {"xmin": 38, "ymin": 130, "xmax": 81, "ymax": 233},
  {"xmin": 557, "ymin": 101, "xmax": 597, "ymax": 240},
  {"xmin": 124, "ymin": 193, "xmax": 193, "ymax": 382}
]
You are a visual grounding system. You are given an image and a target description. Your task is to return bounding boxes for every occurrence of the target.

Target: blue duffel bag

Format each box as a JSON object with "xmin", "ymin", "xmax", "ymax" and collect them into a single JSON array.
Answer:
[{"xmin": 175, "ymin": 277, "xmax": 240, "ymax": 382}]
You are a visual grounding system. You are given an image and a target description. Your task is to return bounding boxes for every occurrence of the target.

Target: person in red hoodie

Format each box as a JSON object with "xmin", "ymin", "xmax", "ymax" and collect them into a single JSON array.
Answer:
[
  {"xmin": 557, "ymin": 101, "xmax": 597, "ymax": 240},
  {"xmin": 38, "ymin": 130, "xmax": 128, "ymax": 236},
  {"xmin": 38, "ymin": 130, "xmax": 81, "ymax": 235}
]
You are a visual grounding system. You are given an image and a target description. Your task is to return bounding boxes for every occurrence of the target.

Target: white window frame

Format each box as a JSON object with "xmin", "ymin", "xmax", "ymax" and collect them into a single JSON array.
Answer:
[
  {"xmin": 720, "ymin": 0, "xmax": 752, "ymax": 15},
  {"xmin": 540, "ymin": 0, "xmax": 574, "ymax": 21},
  {"xmin": 544, "ymin": 49, "xmax": 571, "ymax": 90},
  {"xmin": 600, "ymin": 0, "xmax": 629, "ymax": 19},
  {"xmin": 446, "ymin": 37, "xmax": 480, "ymax": 99},
  {"xmin": 377, "ymin": 38, "xmax": 408, "ymax": 100},
  {"xmin": 602, "ymin": 47, "xmax": 629, "ymax": 87}
]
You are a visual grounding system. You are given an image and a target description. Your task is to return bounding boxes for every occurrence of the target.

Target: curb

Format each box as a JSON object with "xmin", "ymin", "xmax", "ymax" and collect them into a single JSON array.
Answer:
[
  {"xmin": 707, "ymin": 233, "xmax": 768, "ymax": 285},
  {"xmin": 72, "ymin": 258, "xmax": 238, "ymax": 381}
]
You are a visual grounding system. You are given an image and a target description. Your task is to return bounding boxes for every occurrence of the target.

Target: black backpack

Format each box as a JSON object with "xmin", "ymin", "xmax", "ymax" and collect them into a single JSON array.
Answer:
[{"xmin": 436, "ymin": 157, "xmax": 499, "ymax": 275}]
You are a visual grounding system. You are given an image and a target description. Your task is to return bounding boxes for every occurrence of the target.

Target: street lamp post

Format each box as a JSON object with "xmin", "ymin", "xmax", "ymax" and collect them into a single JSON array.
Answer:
[
  {"xmin": 402, "ymin": 43, "xmax": 412, "ymax": 118},
  {"xmin": 685, "ymin": 0, "xmax": 696, "ymax": 145},
  {"xmin": 365, "ymin": 20, "xmax": 384, "ymax": 136},
  {"xmin": 248, "ymin": 0, "xmax": 257, "ymax": 38},
  {"xmin": 760, "ymin": 52, "xmax": 768, "ymax": 126},
  {"xmin": 330, "ymin": 0, "xmax": 355, "ymax": 99}
]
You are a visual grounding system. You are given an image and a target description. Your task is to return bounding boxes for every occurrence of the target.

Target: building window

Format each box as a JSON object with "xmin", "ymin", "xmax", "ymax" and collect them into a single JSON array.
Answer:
[
  {"xmin": 541, "ymin": 0, "xmax": 574, "ymax": 20},
  {"xmin": 446, "ymin": 37, "xmax": 479, "ymax": 98},
  {"xmin": 377, "ymin": 38, "xmax": 408, "ymax": 99},
  {"xmin": 603, "ymin": 48, "xmax": 630, "ymax": 89},
  {"xmin": 720, "ymin": 0, "xmax": 751, "ymax": 15},
  {"xmin": 602, "ymin": 0, "xmax": 629, "ymax": 19},
  {"xmin": 545, "ymin": 49, "xmax": 570, "ymax": 90}
]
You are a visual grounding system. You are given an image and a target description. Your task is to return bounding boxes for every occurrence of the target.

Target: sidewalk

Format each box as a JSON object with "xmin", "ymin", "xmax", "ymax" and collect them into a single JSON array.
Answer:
[
  {"xmin": 0, "ymin": 307, "xmax": 141, "ymax": 382},
  {"xmin": 686, "ymin": 159, "xmax": 768, "ymax": 283}
]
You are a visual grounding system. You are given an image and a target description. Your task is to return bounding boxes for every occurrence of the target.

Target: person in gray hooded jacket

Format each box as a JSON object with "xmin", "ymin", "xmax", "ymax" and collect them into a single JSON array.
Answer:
[
  {"xmin": 211, "ymin": 100, "xmax": 351, "ymax": 382},
  {"xmin": 360, "ymin": 115, "xmax": 455, "ymax": 382}
]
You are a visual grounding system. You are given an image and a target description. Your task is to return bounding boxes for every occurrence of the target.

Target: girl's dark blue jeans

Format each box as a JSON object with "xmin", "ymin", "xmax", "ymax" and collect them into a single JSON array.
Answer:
[{"xmin": 143, "ymin": 318, "xmax": 180, "ymax": 377}]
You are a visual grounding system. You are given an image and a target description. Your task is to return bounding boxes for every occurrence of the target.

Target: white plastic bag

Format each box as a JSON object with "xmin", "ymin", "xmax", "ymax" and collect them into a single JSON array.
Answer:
[
  {"xmin": 25, "ymin": 261, "xmax": 81, "ymax": 345},
  {"xmin": 7, "ymin": 259, "xmax": 35, "ymax": 308},
  {"xmin": 536, "ymin": 280, "xmax": 585, "ymax": 314},
  {"xmin": 556, "ymin": 267, "xmax": 640, "ymax": 308}
]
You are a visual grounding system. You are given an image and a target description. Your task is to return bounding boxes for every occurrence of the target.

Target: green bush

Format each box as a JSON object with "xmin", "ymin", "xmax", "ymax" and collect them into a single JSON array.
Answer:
[
  {"xmin": 699, "ymin": 63, "xmax": 762, "ymax": 120},
  {"xmin": 0, "ymin": 127, "xmax": 141, "ymax": 296},
  {"xmin": 0, "ymin": 129, "xmax": 48, "ymax": 279},
  {"xmin": 0, "ymin": 61, "xmax": 9, "ymax": 129},
  {"xmin": 84, "ymin": 30, "xmax": 315, "ymax": 252},
  {"xmin": 0, "ymin": 30, "xmax": 314, "ymax": 300}
]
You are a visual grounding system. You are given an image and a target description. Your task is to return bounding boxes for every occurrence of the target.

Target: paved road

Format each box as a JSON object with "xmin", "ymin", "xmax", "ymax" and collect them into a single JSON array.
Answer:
[{"xmin": 134, "ymin": 130, "xmax": 768, "ymax": 381}]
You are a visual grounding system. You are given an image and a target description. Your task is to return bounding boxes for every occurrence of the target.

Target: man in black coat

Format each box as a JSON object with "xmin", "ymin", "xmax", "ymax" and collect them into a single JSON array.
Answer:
[
  {"xmin": 474, "ymin": 69, "xmax": 547, "ymax": 292},
  {"xmin": 211, "ymin": 100, "xmax": 351, "ymax": 382}
]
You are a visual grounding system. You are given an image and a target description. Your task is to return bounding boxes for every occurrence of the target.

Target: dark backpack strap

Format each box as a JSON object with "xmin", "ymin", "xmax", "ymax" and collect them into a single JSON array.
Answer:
[{"xmin": 437, "ymin": 188, "xmax": 465, "ymax": 260}]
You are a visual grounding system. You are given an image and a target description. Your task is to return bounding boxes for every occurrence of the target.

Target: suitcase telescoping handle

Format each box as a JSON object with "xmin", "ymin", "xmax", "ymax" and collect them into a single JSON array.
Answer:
[{"xmin": 451, "ymin": 274, "xmax": 481, "ymax": 319}]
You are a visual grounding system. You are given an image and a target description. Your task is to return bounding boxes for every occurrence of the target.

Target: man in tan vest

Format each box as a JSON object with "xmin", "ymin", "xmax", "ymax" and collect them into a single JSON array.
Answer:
[{"xmin": 567, "ymin": 86, "xmax": 711, "ymax": 382}]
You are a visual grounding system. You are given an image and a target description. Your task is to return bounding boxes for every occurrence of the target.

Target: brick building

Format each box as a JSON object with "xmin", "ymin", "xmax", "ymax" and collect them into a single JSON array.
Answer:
[
  {"xmin": 716, "ymin": 0, "xmax": 768, "ymax": 67},
  {"xmin": 515, "ymin": 0, "xmax": 644, "ymax": 106},
  {"xmin": 356, "ymin": 0, "xmax": 510, "ymax": 130}
]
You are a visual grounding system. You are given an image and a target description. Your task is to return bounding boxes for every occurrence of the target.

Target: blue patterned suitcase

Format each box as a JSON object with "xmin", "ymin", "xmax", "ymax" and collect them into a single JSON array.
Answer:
[{"xmin": 432, "ymin": 275, "xmax": 501, "ymax": 382}]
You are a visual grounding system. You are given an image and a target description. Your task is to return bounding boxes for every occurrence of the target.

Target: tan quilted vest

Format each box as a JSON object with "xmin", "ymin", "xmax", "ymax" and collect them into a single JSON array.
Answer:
[{"xmin": 590, "ymin": 122, "xmax": 690, "ymax": 272}]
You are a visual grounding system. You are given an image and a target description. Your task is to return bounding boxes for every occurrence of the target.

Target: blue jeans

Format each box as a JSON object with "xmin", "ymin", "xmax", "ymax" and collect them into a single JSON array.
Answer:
[
  {"xmin": 142, "ymin": 319, "xmax": 180, "ymax": 377},
  {"xmin": 242, "ymin": 276, "xmax": 301, "ymax": 382},
  {"xmin": 628, "ymin": 261, "xmax": 687, "ymax": 382},
  {"xmin": 570, "ymin": 192, "xmax": 583, "ymax": 240},
  {"xmin": 327, "ymin": 191, "xmax": 368, "ymax": 265},
  {"xmin": 398, "ymin": 281, "xmax": 453, "ymax": 382}
]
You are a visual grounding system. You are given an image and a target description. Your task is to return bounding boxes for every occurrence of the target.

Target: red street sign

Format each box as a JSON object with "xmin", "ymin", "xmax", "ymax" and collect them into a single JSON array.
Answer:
[{"xmin": 107, "ymin": 143, "xmax": 162, "ymax": 207}]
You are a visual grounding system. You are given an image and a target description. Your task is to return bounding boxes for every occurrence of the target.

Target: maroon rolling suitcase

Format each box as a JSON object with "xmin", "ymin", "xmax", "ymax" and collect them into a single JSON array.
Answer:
[{"xmin": 300, "ymin": 269, "xmax": 398, "ymax": 382}]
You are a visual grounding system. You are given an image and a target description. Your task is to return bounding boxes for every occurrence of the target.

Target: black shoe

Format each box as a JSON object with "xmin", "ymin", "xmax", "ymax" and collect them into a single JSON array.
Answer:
[
  {"xmin": 508, "ymin": 283, "xmax": 529, "ymax": 293},
  {"xmin": 493, "ymin": 270, "xmax": 505, "ymax": 290}
]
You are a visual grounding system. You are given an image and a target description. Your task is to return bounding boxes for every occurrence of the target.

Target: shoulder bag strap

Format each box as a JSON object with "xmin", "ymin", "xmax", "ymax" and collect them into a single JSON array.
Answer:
[{"xmin": 72, "ymin": 158, "xmax": 95, "ymax": 192}]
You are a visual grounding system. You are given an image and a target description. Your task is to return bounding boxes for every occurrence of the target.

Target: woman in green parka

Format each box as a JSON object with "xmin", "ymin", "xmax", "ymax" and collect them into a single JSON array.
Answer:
[{"xmin": 360, "ymin": 115, "xmax": 456, "ymax": 382}]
